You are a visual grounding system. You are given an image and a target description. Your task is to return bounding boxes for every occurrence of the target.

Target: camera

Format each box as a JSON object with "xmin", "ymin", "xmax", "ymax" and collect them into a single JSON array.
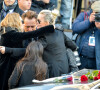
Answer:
[{"xmin": 95, "ymin": 12, "xmax": 100, "ymax": 22}]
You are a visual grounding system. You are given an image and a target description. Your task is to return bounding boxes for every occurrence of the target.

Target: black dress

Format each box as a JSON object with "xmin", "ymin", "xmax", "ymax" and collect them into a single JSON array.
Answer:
[{"xmin": 0, "ymin": 25, "xmax": 54, "ymax": 90}]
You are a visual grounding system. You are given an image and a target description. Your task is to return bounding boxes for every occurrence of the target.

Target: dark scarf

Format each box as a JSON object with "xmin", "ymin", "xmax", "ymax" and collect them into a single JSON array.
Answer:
[
  {"xmin": 3, "ymin": 0, "xmax": 17, "ymax": 11},
  {"xmin": 0, "ymin": 0, "xmax": 17, "ymax": 21}
]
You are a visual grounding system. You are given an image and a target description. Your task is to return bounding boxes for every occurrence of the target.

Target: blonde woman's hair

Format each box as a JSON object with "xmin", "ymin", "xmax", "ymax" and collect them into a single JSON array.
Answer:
[
  {"xmin": 39, "ymin": 9, "xmax": 59, "ymax": 25},
  {"xmin": 1, "ymin": 13, "xmax": 22, "ymax": 32}
]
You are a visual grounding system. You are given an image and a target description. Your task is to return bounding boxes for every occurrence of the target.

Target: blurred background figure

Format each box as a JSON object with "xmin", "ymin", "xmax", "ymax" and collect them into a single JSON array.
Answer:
[
  {"xmin": 18, "ymin": 0, "xmax": 32, "ymax": 12},
  {"xmin": 0, "ymin": 0, "xmax": 34, "ymax": 22},
  {"xmin": 60, "ymin": 0, "xmax": 74, "ymax": 29},
  {"xmin": 0, "ymin": 0, "xmax": 22, "ymax": 22},
  {"xmin": 31, "ymin": 0, "xmax": 55, "ymax": 14},
  {"xmin": 50, "ymin": 0, "xmax": 57, "ymax": 8},
  {"xmin": 50, "ymin": 0, "xmax": 73, "ymax": 30}
]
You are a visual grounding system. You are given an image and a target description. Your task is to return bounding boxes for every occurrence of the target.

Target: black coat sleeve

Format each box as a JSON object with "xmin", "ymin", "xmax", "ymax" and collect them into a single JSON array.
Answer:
[
  {"xmin": 8, "ymin": 65, "xmax": 20, "ymax": 89},
  {"xmin": 6, "ymin": 25, "xmax": 54, "ymax": 41},
  {"xmin": 5, "ymin": 47, "xmax": 25, "ymax": 58}
]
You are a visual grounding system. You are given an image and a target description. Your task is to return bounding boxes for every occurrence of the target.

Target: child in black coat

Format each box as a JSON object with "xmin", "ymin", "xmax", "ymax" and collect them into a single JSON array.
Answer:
[{"xmin": 8, "ymin": 41, "xmax": 48, "ymax": 89}]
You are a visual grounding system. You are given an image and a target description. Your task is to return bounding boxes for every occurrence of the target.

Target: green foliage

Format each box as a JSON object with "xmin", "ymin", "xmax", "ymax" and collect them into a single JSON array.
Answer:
[
  {"xmin": 85, "ymin": 70, "xmax": 99, "ymax": 80},
  {"xmin": 53, "ymin": 78, "xmax": 66, "ymax": 83}
]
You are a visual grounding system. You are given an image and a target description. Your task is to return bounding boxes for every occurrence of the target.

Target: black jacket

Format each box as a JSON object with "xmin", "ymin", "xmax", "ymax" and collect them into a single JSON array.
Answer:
[
  {"xmin": 8, "ymin": 62, "xmax": 48, "ymax": 88},
  {"xmin": 38, "ymin": 29, "xmax": 77, "ymax": 77},
  {"xmin": 31, "ymin": 1, "xmax": 55, "ymax": 14},
  {"xmin": 0, "ymin": 25, "xmax": 54, "ymax": 90}
]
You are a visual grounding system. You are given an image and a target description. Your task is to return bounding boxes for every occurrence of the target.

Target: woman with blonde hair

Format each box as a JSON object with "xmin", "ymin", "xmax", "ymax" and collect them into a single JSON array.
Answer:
[
  {"xmin": 1, "ymin": 12, "xmax": 22, "ymax": 32},
  {"xmin": 8, "ymin": 41, "xmax": 48, "ymax": 88},
  {"xmin": 36, "ymin": 10, "xmax": 77, "ymax": 78},
  {"xmin": 0, "ymin": 12, "xmax": 54, "ymax": 90}
]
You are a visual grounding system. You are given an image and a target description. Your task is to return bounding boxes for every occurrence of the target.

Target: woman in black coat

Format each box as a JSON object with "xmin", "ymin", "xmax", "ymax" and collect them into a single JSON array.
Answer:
[
  {"xmin": 8, "ymin": 41, "xmax": 48, "ymax": 89},
  {"xmin": 0, "ymin": 13, "xmax": 54, "ymax": 90},
  {"xmin": 35, "ymin": 10, "xmax": 77, "ymax": 78}
]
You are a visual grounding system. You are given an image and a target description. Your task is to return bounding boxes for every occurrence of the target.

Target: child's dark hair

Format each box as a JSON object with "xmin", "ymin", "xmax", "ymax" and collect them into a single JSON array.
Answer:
[{"xmin": 17, "ymin": 41, "xmax": 48, "ymax": 80}]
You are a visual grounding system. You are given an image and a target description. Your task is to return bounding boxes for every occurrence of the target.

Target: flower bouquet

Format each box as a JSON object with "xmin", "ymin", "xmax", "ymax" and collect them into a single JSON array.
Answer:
[
  {"xmin": 81, "ymin": 70, "xmax": 100, "ymax": 82},
  {"xmin": 51, "ymin": 69, "xmax": 100, "ymax": 90}
]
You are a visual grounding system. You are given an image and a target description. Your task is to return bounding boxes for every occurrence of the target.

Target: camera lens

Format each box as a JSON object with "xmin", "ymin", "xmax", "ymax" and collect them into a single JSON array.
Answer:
[{"xmin": 95, "ymin": 13, "xmax": 100, "ymax": 22}]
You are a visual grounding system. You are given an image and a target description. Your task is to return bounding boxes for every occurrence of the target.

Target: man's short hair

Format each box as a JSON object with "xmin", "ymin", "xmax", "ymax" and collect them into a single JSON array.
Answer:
[{"xmin": 22, "ymin": 10, "xmax": 37, "ymax": 21}]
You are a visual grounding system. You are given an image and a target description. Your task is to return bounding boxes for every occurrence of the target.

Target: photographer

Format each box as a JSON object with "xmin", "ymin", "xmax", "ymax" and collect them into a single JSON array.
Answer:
[{"xmin": 72, "ymin": 1, "xmax": 100, "ymax": 70}]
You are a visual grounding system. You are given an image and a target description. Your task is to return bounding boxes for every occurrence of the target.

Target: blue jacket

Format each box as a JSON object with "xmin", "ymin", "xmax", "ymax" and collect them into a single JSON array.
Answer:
[{"xmin": 72, "ymin": 10, "xmax": 100, "ymax": 70}]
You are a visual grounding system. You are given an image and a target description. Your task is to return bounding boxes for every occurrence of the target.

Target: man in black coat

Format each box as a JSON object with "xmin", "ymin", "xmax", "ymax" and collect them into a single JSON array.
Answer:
[
  {"xmin": 0, "ymin": 0, "xmax": 24, "ymax": 22},
  {"xmin": 31, "ymin": 0, "xmax": 55, "ymax": 14}
]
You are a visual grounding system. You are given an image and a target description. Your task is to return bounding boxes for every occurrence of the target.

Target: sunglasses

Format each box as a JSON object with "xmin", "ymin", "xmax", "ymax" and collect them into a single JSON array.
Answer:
[{"xmin": 37, "ymin": 19, "xmax": 41, "ymax": 24}]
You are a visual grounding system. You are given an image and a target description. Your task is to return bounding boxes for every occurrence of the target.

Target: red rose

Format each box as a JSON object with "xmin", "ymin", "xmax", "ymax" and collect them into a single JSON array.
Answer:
[
  {"xmin": 98, "ymin": 76, "xmax": 100, "ymax": 79},
  {"xmin": 98, "ymin": 73, "xmax": 100, "ymax": 76},
  {"xmin": 97, "ymin": 75, "xmax": 100, "ymax": 79},
  {"xmin": 97, "ymin": 73, "xmax": 100, "ymax": 79},
  {"xmin": 99, "ymin": 71, "xmax": 100, "ymax": 74},
  {"xmin": 93, "ymin": 76, "xmax": 98, "ymax": 80},
  {"xmin": 67, "ymin": 76, "xmax": 73, "ymax": 81},
  {"xmin": 81, "ymin": 75, "xmax": 88, "ymax": 81}
]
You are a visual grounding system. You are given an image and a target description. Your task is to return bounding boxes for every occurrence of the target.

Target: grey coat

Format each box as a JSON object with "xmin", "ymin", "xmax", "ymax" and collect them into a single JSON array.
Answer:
[{"xmin": 38, "ymin": 29, "xmax": 77, "ymax": 77}]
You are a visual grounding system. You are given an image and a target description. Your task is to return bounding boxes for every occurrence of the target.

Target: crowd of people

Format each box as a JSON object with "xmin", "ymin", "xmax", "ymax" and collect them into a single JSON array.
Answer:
[{"xmin": 0, "ymin": 0, "xmax": 100, "ymax": 90}]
